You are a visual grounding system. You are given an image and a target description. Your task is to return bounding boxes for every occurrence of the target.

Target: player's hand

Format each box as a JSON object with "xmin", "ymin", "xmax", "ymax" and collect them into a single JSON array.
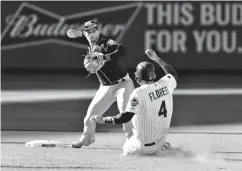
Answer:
[
  {"xmin": 145, "ymin": 49, "xmax": 159, "ymax": 61},
  {"xmin": 90, "ymin": 115, "xmax": 105, "ymax": 124},
  {"xmin": 66, "ymin": 29, "xmax": 82, "ymax": 38}
]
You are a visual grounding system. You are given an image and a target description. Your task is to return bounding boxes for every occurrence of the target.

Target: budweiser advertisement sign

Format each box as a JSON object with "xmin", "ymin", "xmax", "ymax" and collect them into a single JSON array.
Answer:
[
  {"xmin": 1, "ymin": 2, "xmax": 142, "ymax": 50},
  {"xmin": 1, "ymin": 1, "xmax": 242, "ymax": 70}
]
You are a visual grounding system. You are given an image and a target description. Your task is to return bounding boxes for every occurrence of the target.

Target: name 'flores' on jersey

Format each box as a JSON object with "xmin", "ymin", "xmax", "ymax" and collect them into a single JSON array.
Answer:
[
  {"xmin": 145, "ymin": 86, "xmax": 172, "ymax": 119},
  {"xmin": 139, "ymin": 85, "xmax": 173, "ymax": 140}
]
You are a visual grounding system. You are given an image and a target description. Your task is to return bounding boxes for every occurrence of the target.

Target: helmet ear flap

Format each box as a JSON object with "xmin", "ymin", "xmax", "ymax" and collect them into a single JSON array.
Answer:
[{"xmin": 134, "ymin": 71, "xmax": 139, "ymax": 81}]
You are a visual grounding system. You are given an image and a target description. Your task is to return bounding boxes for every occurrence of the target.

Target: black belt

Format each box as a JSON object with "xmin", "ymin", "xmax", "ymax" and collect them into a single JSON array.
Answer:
[
  {"xmin": 144, "ymin": 142, "xmax": 156, "ymax": 146},
  {"xmin": 144, "ymin": 140, "xmax": 161, "ymax": 147},
  {"xmin": 102, "ymin": 78, "xmax": 126, "ymax": 86}
]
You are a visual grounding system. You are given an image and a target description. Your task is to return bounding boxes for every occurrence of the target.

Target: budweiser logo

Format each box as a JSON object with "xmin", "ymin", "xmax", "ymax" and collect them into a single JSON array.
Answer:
[{"xmin": 1, "ymin": 2, "xmax": 142, "ymax": 50}]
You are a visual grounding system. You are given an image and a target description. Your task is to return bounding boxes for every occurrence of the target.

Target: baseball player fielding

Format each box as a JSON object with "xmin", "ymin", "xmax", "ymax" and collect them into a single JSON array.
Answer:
[{"xmin": 67, "ymin": 20, "xmax": 134, "ymax": 148}]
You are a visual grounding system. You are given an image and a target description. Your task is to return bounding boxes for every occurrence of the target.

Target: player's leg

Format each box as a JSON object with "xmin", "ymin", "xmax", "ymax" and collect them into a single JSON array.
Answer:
[
  {"xmin": 115, "ymin": 80, "xmax": 134, "ymax": 140},
  {"xmin": 141, "ymin": 144, "xmax": 162, "ymax": 155},
  {"xmin": 159, "ymin": 141, "xmax": 187, "ymax": 156},
  {"xmin": 72, "ymin": 85, "xmax": 115, "ymax": 147},
  {"xmin": 122, "ymin": 135, "xmax": 142, "ymax": 156},
  {"xmin": 139, "ymin": 137, "xmax": 167, "ymax": 155},
  {"xmin": 123, "ymin": 137, "xmax": 162, "ymax": 156}
]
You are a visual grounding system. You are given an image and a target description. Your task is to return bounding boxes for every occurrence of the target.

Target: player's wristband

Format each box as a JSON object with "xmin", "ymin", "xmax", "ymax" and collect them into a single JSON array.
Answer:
[{"xmin": 104, "ymin": 117, "xmax": 115, "ymax": 124}]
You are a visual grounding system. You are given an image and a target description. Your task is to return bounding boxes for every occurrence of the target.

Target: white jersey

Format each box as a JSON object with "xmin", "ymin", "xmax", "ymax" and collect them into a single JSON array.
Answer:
[{"xmin": 125, "ymin": 74, "xmax": 177, "ymax": 144}]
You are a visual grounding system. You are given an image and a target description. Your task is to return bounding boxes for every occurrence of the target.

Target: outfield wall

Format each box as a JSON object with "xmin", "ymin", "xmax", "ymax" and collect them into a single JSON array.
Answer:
[{"xmin": 2, "ymin": 72, "xmax": 242, "ymax": 131}]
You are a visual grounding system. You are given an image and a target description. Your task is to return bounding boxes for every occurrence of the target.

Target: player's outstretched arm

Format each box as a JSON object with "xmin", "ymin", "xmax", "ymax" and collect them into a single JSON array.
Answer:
[
  {"xmin": 90, "ymin": 112, "xmax": 135, "ymax": 124},
  {"xmin": 145, "ymin": 49, "xmax": 178, "ymax": 81}
]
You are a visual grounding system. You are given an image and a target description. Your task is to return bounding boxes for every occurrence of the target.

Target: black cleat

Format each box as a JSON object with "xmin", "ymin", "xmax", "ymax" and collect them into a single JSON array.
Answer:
[{"xmin": 71, "ymin": 140, "xmax": 84, "ymax": 148}]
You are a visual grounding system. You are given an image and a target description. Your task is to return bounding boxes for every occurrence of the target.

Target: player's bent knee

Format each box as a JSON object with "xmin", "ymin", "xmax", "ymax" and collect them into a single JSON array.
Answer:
[{"xmin": 84, "ymin": 116, "xmax": 91, "ymax": 125}]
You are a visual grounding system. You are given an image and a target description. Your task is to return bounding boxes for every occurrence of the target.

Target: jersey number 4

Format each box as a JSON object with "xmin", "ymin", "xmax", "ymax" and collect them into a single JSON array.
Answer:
[{"xmin": 158, "ymin": 100, "xmax": 167, "ymax": 118}]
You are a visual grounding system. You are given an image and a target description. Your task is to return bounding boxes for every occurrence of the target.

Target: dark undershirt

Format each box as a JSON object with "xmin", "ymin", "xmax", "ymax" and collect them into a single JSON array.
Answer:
[{"xmin": 104, "ymin": 112, "xmax": 135, "ymax": 124}]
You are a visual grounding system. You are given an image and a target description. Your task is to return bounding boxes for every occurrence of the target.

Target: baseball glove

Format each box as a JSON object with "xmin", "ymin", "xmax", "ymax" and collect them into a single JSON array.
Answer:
[{"xmin": 84, "ymin": 52, "xmax": 105, "ymax": 74}]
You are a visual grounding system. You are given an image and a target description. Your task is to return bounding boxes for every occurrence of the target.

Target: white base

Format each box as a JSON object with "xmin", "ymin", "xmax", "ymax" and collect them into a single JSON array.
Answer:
[{"xmin": 26, "ymin": 140, "xmax": 64, "ymax": 147}]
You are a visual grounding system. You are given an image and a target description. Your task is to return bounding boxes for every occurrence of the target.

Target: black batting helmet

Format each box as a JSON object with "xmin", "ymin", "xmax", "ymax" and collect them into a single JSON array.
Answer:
[{"xmin": 135, "ymin": 62, "xmax": 156, "ymax": 83}]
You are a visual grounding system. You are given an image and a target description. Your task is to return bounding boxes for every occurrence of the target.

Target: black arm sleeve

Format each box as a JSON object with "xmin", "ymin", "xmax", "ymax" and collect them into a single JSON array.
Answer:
[{"xmin": 104, "ymin": 112, "xmax": 135, "ymax": 124}]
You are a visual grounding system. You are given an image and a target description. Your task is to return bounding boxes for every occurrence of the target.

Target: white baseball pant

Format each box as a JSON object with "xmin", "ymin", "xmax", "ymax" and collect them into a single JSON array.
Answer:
[{"xmin": 79, "ymin": 74, "xmax": 134, "ymax": 145}]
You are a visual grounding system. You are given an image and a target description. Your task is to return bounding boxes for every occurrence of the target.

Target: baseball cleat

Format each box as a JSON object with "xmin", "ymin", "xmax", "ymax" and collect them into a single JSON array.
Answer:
[{"xmin": 71, "ymin": 140, "xmax": 84, "ymax": 148}]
